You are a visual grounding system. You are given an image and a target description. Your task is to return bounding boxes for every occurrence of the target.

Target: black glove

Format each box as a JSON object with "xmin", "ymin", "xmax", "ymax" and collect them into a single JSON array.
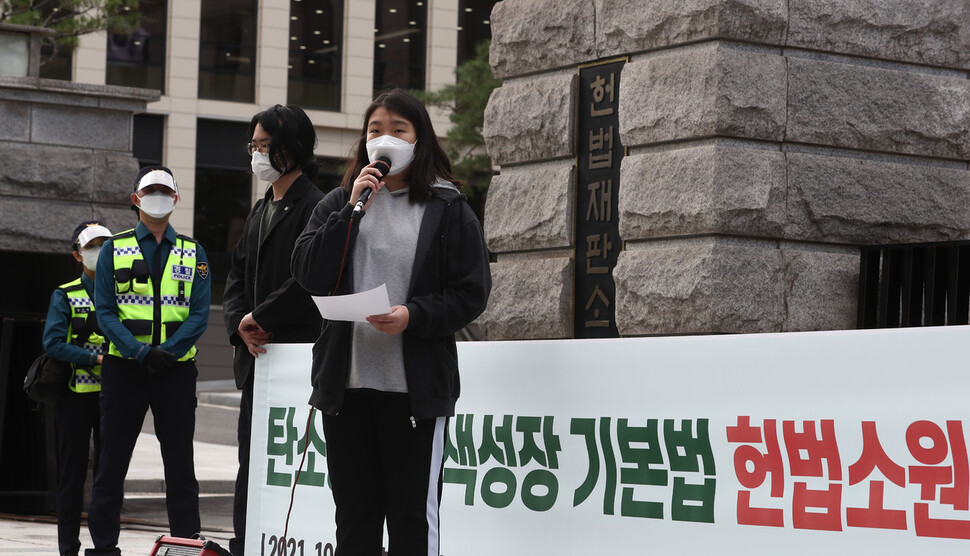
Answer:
[{"xmin": 142, "ymin": 347, "xmax": 176, "ymax": 377}]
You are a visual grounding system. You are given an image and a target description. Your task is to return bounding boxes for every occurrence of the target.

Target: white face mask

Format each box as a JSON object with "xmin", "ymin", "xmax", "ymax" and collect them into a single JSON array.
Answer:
[
  {"xmin": 138, "ymin": 191, "xmax": 176, "ymax": 219},
  {"xmin": 366, "ymin": 135, "xmax": 416, "ymax": 175},
  {"xmin": 80, "ymin": 248, "xmax": 100, "ymax": 271},
  {"xmin": 252, "ymin": 151, "xmax": 283, "ymax": 183}
]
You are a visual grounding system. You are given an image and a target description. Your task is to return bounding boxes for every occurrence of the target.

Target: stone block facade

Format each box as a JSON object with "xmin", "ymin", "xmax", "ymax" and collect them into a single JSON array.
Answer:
[
  {"xmin": 480, "ymin": 0, "xmax": 970, "ymax": 339},
  {"xmin": 0, "ymin": 76, "xmax": 158, "ymax": 253}
]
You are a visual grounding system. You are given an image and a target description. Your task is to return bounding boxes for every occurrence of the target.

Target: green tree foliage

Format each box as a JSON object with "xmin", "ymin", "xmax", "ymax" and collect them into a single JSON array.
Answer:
[
  {"xmin": 0, "ymin": 0, "xmax": 140, "ymax": 63},
  {"xmin": 413, "ymin": 40, "xmax": 501, "ymax": 224}
]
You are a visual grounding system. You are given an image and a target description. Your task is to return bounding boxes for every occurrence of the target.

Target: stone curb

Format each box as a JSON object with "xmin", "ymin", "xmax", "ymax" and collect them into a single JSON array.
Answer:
[
  {"xmin": 197, "ymin": 391, "xmax": 241, "ymax": 408},
  {"xmin": 125, "ymin": 479, "xmax": 235, "ymax": 496}
]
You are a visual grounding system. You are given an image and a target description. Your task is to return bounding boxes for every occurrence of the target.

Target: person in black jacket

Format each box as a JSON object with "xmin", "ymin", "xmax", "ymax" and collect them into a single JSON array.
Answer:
[
  {"xmin": 291, "ymin": 89, "xmax": 491, "ymax": 556},
  {"xmin": 223, "ymin": 104, "xmax": 324, "ymax": 556}
]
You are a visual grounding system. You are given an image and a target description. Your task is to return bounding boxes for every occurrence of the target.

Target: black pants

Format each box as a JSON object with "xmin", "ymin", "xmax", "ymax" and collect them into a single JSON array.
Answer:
[
  {"xmin": 55, "ymin": 390, "xmax": 100, "ymax": 556},
  {"xmin": 323, "ymin": 389, "xmax": 447, "ymax": 556},
  {"xmin": 85, "ymin": 356, "xmax": 201, "ymax": 556},
  {"xmin": 229, "ymin": 375, "xmax": 254, "ymax": 556}
]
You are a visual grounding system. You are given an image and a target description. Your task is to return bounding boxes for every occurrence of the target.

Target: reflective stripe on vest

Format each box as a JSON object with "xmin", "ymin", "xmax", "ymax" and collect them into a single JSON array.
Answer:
[
  {"xmin": 107, "ymin": 230, "xmax": 198, "ymax": 361},
  {"xmin": 60, "ymin": 278, "xmax": 103, "ymax": 393}
]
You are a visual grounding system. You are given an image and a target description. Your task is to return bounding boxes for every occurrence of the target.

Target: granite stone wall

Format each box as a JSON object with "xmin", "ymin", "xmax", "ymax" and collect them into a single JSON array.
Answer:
[
  {"xmin": 0, "ymin": 76, "xmax": 159, "ymax": 254},
  {"xmin": 479, "ymin": 0, "xmax": 970, "ymax": 339}
]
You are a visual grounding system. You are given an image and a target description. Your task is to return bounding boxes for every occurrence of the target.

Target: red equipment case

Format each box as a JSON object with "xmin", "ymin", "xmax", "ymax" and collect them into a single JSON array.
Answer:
[{"xmin": 149, "ymin": 535, "xmax": 232, "ymax": 556}]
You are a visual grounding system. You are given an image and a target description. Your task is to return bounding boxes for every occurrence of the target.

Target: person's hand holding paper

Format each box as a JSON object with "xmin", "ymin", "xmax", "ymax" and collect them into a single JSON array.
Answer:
[
  {"xmin": 312, "ymin": 284, "xmax": 392, "ymax": 322},
  {"xmin": 366, "ymin": 305, "xmax": 409, "ymax": 335}
]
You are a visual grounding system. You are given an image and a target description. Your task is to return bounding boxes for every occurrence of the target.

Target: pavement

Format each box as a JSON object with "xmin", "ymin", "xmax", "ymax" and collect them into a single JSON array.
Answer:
[{"xmin": 0, "ymin": 381, "xmax": 242, "ymax": 555}]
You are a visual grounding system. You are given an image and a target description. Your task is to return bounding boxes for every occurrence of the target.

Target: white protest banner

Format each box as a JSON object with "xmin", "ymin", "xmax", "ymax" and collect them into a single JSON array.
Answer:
[
  {"xmin": 246, "ymin": 343, "xmax": 340, "ymax": 556},
  {"xmin": 248, "ymin": 326, "xmax": 970, "ymax": 555}
]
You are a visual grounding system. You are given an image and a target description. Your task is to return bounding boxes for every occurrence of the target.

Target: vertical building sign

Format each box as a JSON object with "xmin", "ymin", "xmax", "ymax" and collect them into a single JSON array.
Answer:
[{"xmin": 575, "ymin": 58, "xmax": 625, "ymax": 338}]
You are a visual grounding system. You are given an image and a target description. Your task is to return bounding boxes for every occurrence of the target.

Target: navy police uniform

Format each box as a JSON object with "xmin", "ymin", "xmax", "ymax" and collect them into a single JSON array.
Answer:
[
  {"xmin": 85, "ymin": 221, "xmax": 210, "ymax": 556},
  {"xmin": 42, "ymin": 274, "xmax": 105, "ymax": 556}
]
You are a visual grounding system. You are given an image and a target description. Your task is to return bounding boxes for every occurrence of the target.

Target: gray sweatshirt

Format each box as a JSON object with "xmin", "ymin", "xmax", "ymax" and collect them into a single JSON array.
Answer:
[{"xmin": 347, "ymin": 185, "xmax": 427, "ymax": 392}]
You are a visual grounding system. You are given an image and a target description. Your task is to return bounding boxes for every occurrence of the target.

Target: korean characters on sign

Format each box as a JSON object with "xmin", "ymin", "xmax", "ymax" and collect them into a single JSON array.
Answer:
[
  {"xmin": 443, "ymin": 414, "xmax": 716, "ymax": 522},
  {"xmin": 576, "ymin": 60, "xmax": 625, "ymax": 338},
  {"xmin": 265, "ymin": 406, "xmax": 328, "ymax": 488},
  {"xmin": 728, "ymin": 417, "xmax": 970, "ymax": 539}
]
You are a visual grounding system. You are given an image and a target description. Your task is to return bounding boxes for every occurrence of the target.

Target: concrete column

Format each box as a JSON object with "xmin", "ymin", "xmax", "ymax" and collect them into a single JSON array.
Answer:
[
  {"xmin": 427, "ymin": 0, "xmax": 458, "ymax": 91},
  {"xmin": 0, "ymin": 78, "xmax": 159, "ymax": 253},
  {"xmin": 74, "ymin": 31, "xmax": 107, "ymax": 85},
  {"xmin": 427, "ymin": 0, "xmax": 458, "ymax": 133},
  {"xmin": 162, "ymin": 0, "xmax": 202, "ymax": 234},
  {"xmin": 256, "ymin": 0, "xmax": 289, "ymax": 107},
  {"xmin": 345, "ymin": 0, "xmax": 376, "ymax": 119}
]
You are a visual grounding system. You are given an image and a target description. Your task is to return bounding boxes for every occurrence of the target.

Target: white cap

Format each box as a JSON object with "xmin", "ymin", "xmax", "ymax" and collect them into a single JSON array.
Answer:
[
  {"xmin": 76, "ymin": 224, "xmax": 112, "ymax": 250},
  {"xmin": 135, "ymin": 169, "xmax": 178, "ymax": 193}
]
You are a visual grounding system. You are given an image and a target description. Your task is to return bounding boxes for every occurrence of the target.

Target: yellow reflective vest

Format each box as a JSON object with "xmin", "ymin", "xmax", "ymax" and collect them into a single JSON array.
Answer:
[
  {"xmin": 107, "ymin": 230, "xmax": 198, "ymax": 361},
  {"xmin": 60, "ymin": 278, "xmax": 104, "ymax": 393}
]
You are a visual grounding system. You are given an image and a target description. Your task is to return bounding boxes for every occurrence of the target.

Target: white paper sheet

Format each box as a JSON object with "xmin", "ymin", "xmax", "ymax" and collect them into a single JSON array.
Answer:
[{"xmin": 311, "ymin": 284, "xmax": 391, "ymax": 322}]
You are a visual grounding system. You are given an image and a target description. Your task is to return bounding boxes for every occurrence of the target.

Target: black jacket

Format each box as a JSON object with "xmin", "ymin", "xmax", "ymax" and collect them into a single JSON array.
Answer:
[
  {"xmin": 223, "ymin": 175, "xmax": 325, "ymax": 388},
  {"xmin": 291, "ymin": 184, "xmax": 491, "ymax": 419}
]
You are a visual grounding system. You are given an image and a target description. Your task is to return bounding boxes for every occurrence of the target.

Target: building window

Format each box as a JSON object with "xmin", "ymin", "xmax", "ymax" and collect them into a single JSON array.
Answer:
[
  {"xmin": 312, "ymin": 156, "xmax": 344, "ymax": 195},
  {"xmin": 35, "ymin": 2, "xmax": 74, "ymax": 81},
  {"xmin": 288, "ymin": 0, "xmax": 343, "ymax": 111},
  {"xmin": 194, "ymin": 119, "xmax": 253, "ymax": 303},
  {"xmin": 39, "ymin": 45, "xmax": 72, "ymax": 80},
  {"xmin": 373, "ymin": 0, "xmax": 427, "ymax": 92},
  {"xmin": 106, "ymin": 0, "xmax": 167, "ymax": 91},
  {"xmin": 457, "ymin": 0, "xmax": 496, "ymax": 66},
  {"xmin": 198, "ymin": 0, "xmax": 257, "ymax": 103},
  {"xmin": 133, "ymin": 114, "xmax": 165, "ymax": 168}
]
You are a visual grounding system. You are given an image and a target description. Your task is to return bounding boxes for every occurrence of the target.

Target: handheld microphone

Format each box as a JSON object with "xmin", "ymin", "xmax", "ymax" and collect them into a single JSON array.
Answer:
[{"xmin": 352, "ymin": 156, "xmax": 392, "ymax": 217}]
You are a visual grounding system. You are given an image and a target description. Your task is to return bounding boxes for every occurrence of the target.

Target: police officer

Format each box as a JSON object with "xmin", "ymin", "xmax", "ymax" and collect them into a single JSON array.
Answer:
[
  {"xmin": 43, "ymin": 220, "xmax": 111, "ymax": 556},
  {"xmin": 86, "ymin": 167, "xmax": 210, "ymax": 556}
]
